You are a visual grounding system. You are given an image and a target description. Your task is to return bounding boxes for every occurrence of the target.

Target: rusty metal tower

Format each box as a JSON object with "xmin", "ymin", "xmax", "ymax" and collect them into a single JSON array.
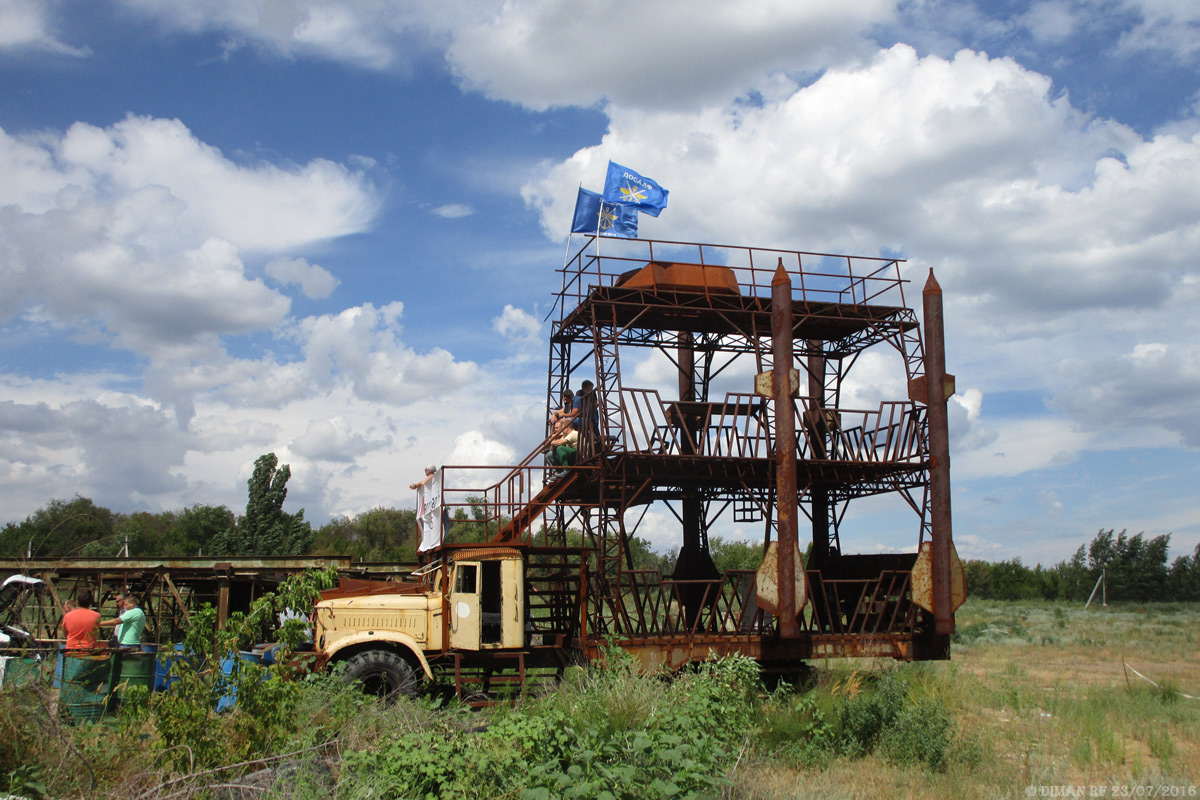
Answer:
[{"xmin": 445, "ymin": 235, "xmax": 963, "ymax": 672}]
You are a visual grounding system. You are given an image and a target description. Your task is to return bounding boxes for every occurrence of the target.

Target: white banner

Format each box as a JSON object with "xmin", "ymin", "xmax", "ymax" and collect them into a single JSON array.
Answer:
[{"xmin": 416, "ymin": 470, "xmax": 446, "ymax": 552}]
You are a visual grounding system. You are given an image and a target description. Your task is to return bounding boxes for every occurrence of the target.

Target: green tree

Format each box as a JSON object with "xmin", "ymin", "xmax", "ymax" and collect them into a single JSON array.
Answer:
[
  {"xmin": 1048, "ymin": 545, "xmax": 1091, "ymax": 602},
  {"xmin": 75, "ymin": 510, "xmax": 162, "ymax": 557},
  {"xmin": 963, "ymin": 559, "xmax": 993, "ymax": 598},
  {"xmin": 165, "ymin": 504, "xmax": 237, "ymax": 556},
  {"xmin": 628, "ymin": 535, "xmax": 675, "ymax": 573},
  {"xmin": 709, "ymin": 536, "xmax": 765, "ymax": 572},
  {"xmin": 0, "ymin": 496, "xmax": 116, "ymax": 558},
  {"xmin": 212, "ymin": 453, "xmax": 314, "ymax": 556},
  {"xmin": 1168, "ymin": 542, "xmax": 1200, "ymax": 601},
  {"xmin": 1087, "ymin": 529, "xmax": 1171, "ymax": 602},
  {"xmin": 986, "ymin": 558, "xmax": 1041, "ymax": 600},
  {"xmin": 312, "ymin": 507, "xmax": 418, "ymax": 561},
  {"xmin": 447, "ymin": 496, "xmax": 502, "ymax": 544}
]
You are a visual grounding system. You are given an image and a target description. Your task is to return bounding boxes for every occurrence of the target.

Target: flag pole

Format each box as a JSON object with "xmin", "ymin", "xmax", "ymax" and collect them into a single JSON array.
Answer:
[
  {"xmin": 550, "ymin": 185, "xmax": 580, "ymax": 324},
  {"xmin": 595, "ymin": 202, "xmax": 603, "ymax": 267}
]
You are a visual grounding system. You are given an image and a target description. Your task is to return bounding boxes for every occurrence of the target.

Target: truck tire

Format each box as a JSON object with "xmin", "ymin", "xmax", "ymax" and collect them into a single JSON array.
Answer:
[{"xmin": 342, "ymin": 649, "xmax": 419, "ymax": 700}]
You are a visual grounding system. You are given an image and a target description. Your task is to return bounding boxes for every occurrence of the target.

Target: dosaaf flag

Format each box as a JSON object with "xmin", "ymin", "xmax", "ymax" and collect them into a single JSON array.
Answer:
[
  {"xmin": 602, "ymin": 161, "xmax": 669, "ymax": 217},
  {"xmin": 570, "ymin": 187, "xmax": 638, "ymax": 238}
]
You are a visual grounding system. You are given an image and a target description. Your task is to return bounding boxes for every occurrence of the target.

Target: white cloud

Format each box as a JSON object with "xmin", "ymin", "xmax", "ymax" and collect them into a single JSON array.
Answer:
[
  {"xmin": 432, "ymin": 203, "xmax": 474, "ymax": 219},
  {"xmin": 266, "ymin": 256, "xmax": 341, "ymax": 299},
  {"xmin": 1115, "ymin": 0, "xmax": 1200, "ymax": 61},
  {"xmin": 138, "ymin": 299, "xmax": 481, "ymax": 416},
  {"xmin": 948, "ymin": 389, "xmax": 997, "ymax": 455},
  {"xmin": 526, "ymin": 45, "xmax": 1147, "ymax": 280},
  {"xmin": 115, "ymin": 0, "xmax": 455, "ymax": 68},
  {"xmin": 447, "ymin": 0, "xmax": 896, "ymax": 110},
  {"xmin": 0, "ymin": 393, "xmax": 190, "ymax": 515},
  {"xmin": 289, "ymin": 416, "xmax": 389, "ymax": 462},
  {"xmin": 0, "ymin": 116, "xmax": 378, "ymax": 355},
  {"xmin": 1055, "ymin": 341, "xmax": 1200, "ymax": 446},
  {"xmin": 294, "ymin": 302, "xmax": 478, "ymax": 404},
  {"xmin": 523, "ymin": 44, "xmax": 1200, "ymax": 458},
  {"xmin": 492, "ymin": 304, "xmax": 538, "ymax": 341},
  {"xmin": 0, "ymin": 0, "xmax": 89, "ymax": 55},
  {"xmin": 956, "ymin": 388, "xmax": 983, "ymax": 421},
  {"xmin": 55, "ymin": 116, "xmax": 380, "ymax": 251},
  {"xmin": 955, "ymin": 417, "xmax": 1091, "ymax": 479},
  {"xmin": 447, "ymin": 430, "xmax": 516, "ymax": 469},
  {"xmin": 0, "ymin": 353, "xmax": 540, "ymax": 526},
  {"xmin": 114, "ymin": 0, "xmax": 895, "ymax": 110},
  {"xmin": 953, "ymin": 533, "xmax": 1005, "ymax": 559},
  {"xmin": 1017, "ymin": 1, "xmax": 1084, "ymax": 44}
]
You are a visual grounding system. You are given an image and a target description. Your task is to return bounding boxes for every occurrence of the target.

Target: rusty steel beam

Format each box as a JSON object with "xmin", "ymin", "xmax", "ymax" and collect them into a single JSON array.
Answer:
[
  {"xmin": 922, "ymin": 271, "xmax": 955, "ymax": 636},
  {"xmin": 0, "ymin": 556, "xmax": 354, "ymax": 574},
  {"xmin": 807, "ymin": 338, "xmax": 831, "ymax": 565},
  {"xmin": 771, "ymin": 261, "xmax": 801, "ymax": 638}
]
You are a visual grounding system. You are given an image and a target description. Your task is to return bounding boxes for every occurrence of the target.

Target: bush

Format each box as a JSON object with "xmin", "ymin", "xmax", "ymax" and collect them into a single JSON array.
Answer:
[
  {"xmin": 340, "ymin": 652, "xmax": 763, "ymax": 800},
  {"xmin": 833, "ymin": 670, "xmax": 907, "ymax": 757},
  {"xmin": 879, "ymin": 696, "xmax": 954, "ymax": 770},
  {"xmin": 818, "ymin": 670, "xmax": 955, "ymax": 771}
]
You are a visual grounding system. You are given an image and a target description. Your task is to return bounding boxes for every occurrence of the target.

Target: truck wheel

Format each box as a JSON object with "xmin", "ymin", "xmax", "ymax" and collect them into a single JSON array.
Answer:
[{"xmin": 342, "ymin": 649, "xmax": 419, "ymax": 700}]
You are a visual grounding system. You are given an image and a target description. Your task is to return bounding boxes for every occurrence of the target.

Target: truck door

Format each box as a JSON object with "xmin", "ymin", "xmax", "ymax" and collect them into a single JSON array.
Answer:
[
  {"xmin": 499, "ymin": 557, "xmax": 525, "ymax": 648},
  {"xmin": 479, "ymin": 558, "xmax": 526, "ymax": 648},
  {"xmin": 450, "ymin": 561, "xmax": 481, "ymax": 650}
]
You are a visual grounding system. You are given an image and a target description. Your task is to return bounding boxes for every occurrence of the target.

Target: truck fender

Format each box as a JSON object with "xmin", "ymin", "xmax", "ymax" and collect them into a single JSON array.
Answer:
[{"xmin": 324, "ymin": 632, "xmax": 434, "ymax": 680}]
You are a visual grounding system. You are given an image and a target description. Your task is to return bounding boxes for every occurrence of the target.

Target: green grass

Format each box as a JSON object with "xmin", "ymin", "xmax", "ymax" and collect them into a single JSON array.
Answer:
[{"xmin": 2, "ymin": 600, "xmax": 1198, "ymax": 799}]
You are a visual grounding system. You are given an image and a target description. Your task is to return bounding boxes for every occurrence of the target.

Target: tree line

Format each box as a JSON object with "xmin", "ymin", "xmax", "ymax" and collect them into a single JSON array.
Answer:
[
  {"xmin": 0, "ymin": 454, "xmax": 414, "ymax": 564},
  {"xmin": 3, "ymin": 453, "xmax": 1198, "ymax": 603},
  {"xmin": 0, "ymin": 452, "xmax": 772, "ymax": 573},
  {"xmin": 963, "ymin": 528, "xmax": 1200, "ymax": 603}
]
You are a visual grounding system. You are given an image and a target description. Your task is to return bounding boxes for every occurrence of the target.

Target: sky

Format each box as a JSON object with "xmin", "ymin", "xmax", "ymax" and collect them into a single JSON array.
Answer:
[{"xmin": 1, "ymin": 0, "xmax": 1199, "ymax": 566}]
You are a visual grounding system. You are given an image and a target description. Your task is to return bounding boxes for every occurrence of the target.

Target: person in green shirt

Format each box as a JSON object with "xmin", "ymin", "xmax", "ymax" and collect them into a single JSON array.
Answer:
[{"xmin": 99, "ymin": 592, "xmax": 146, "ymax": 648}]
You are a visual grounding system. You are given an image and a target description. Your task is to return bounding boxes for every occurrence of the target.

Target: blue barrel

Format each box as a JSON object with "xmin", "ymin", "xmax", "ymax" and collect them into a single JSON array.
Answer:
[
  {"xmin": 216, "ymin": 651, "xmax": 262, "ymax": 712},
  {"xmin": 254, "ymin": 643, "xmax": 280, "ymax": 665},
  {"xmin": 154, "ymin": 643, "xmax": 186, "ymax": 692},
  {"xmin": 59, "ymin": 653, "xmax": 111, "ymax": 724}
]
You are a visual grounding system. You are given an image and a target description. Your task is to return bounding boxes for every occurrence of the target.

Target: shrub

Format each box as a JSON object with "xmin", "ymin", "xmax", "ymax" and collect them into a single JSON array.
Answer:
[
  {"xmin": 339, "ymin": 652, "xmax": 764, "ymax": 800},
  {"xmin": 819, "ymin": 670, "xmax": 955, "ymax": 771},
  {"xmin": 879, "ymin": 696, "xmax": 954, "ymax": 770},
  {"xmin": 833, "ymin": 670, "xmax": 907, "ymax": 757}
]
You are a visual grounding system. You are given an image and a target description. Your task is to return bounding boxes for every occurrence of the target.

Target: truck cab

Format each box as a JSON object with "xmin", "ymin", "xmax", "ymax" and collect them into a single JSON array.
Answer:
[
  {"xmin": 314, "ymin": 548, "xmax": 537, "ymax": 697},
  {"xmin": 448, "ymin": 554, "xmax": 524, "ymax": 650}
]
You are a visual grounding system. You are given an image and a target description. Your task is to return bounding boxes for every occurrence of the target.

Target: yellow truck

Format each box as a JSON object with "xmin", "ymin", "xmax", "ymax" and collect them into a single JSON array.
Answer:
[{"xmin": 314, "ymin": 545, "xmax": 585, "ymax": 698}]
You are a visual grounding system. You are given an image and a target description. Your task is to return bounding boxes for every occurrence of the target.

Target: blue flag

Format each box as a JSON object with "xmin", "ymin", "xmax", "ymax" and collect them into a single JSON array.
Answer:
[
  {"xmin": 571, "ymin": 187, "xmax": 638, "ymax": 238},
  {"xmin": 602, "ymin": 161, "xmax": 669, "ymax": 217}
]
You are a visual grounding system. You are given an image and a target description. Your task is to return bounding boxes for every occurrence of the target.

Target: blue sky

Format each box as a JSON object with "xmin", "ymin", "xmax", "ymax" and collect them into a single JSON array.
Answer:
[{"xmin": 1, "ymin": 0, "xmax": 1199, "ymax": 566}]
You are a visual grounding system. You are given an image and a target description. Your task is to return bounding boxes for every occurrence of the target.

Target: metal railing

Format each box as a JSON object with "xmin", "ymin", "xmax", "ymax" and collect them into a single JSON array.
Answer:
[
  {"xmin": 554, "ymin": 236, "xmax": 909, "ymax": 324},
  {"xmin": 439, "ymin": 390, "xmax": 926, "ymax": 544},
  {"xmin": 602, "ymin": 569, "xmax": 769, "ymax": 637},
  {"xmin": 593, "ymin": 567, "xmax": 921, "ymax": 641},
  {"xmin": 615, "ymin": 389, "xmax": 926, "ymax": 464}
]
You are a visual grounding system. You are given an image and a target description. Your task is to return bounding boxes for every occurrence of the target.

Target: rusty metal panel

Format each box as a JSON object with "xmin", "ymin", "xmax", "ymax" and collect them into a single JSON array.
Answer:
[
  {"xmin": 754, "ymin": 541, "xmax": 807, "ymax": 617},
  {"xmin": 910, "ymin": 540, "xmax": 965, "ymax": 615}
]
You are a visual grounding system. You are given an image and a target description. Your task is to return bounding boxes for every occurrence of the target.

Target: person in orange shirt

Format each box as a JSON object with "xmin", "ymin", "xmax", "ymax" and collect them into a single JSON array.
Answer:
[{"xmin": 62, "ymin": 589, "xmax": 101, "ymax": 650}]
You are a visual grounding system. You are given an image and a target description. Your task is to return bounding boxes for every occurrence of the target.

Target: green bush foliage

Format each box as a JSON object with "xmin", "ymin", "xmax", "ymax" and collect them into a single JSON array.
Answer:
[{"xmin": 340, "ymin": 650, "xmax": 762, "ymax": 800}]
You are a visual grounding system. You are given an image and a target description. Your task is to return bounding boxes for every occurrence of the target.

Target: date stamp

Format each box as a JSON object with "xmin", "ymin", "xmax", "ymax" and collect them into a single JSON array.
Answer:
[{"xmin": 1025, "ymin": 787, "xmax": 1198, "ymax": 798}]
